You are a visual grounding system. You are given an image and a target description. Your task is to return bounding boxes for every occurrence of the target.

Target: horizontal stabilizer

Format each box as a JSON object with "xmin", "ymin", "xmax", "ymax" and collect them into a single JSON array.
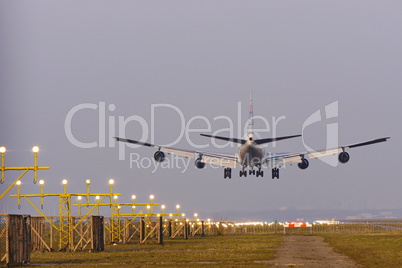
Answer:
[
  {"xmin": 200, "ymin": 134, "xmax": 247, "ymax": 144},
  {"xmin": 254, "ymin": 134, "xmax": 302, "ymax": 145}
]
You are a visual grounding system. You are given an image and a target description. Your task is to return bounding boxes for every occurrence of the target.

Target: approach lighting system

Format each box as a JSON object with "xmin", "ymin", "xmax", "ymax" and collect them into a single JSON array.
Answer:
[
  {"xmin": 32, "ymin": 146, "xmax": 39, "ymax": 153},
  {"xmin": 0, "ymin": 147, "xmax": 6, "ymax": 153},
  {"xmin": 16, "ymin": 180, "xmax": 21, "ymax": 186},
  {"xmin": 108, "ymin": 179, "xmax": 115, "ymax": 185},
  {"xmin": 39, "ymin": 180, "xmax": 45, "ymax": 185},
  {"xmin": 62, "ymin": 179, "xmax": 68, "ymax": 185}
]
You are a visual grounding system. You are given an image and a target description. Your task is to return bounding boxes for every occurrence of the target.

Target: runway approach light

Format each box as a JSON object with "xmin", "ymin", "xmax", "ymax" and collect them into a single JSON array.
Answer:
[
  {"xmin": 131, "ymin": 195, "xmax": 136, "ymax": 200},
  {"xmin": 150, "ymin": 195, "xmax": 154, "ymax": 200},
  {"xmin": 86, "ymin": 179, "xmax": 91, "ymax": 184},
  {"xmin": 39, "ymin": 180, "xmax": 44, "ymax": 185},
  {"xmin": 161, "ymin": 205, "xmax": 166, "ymax": 209},
  {"xmin": 62, "ymin": 179, "xmax": 68, "ymax": 185},
  {"xmin": 32, "ymin": 146, "xmax": 39, "ymax": 153},
  {"xmin": 176, "ymin": 205, "xmax": 180, "ymax": 209},
  {"xmin": 108, "ymin": 179, "xmax": 114, "ymax": 185},
  {"xmin": 77, "ymin": 196, "xmax": 82, "ymax": 200},
  {"xmin": 0, "ymin": 147, "xmax": 6, "ymax": 153},
  {"xmin": 113, "ymin": 195, "xmax": 118, "ymax": 200},
  {"xmin": 16, "ymin": 180, "xmax": 21, "ymax": 186},
  {"xmin": 95, "ymin": 196, "xmax": 100, "ymax": 200}
]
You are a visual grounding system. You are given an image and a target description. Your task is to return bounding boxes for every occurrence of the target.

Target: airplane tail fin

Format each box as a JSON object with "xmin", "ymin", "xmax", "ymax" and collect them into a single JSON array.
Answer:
[{"xmin": 248, "ymin": 88, "xmax": 253, "ymax": 137}]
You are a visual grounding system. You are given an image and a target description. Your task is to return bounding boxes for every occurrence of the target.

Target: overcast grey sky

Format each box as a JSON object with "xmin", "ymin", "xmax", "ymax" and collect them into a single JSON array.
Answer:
[{"xmin": 1, "ymin": 1, "xmax": 401, "ymax": 221}]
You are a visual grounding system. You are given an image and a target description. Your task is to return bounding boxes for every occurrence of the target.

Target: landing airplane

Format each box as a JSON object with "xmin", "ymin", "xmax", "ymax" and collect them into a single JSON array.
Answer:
[{"xmin": 115, "ymin": 91, "xmax": 389, "ymax": 179}]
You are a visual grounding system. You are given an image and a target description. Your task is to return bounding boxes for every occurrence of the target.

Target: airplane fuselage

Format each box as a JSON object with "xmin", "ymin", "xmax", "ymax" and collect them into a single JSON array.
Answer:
[{"xmin": 237, "ymin": 138, "xmax": 265, "ymax": 168}]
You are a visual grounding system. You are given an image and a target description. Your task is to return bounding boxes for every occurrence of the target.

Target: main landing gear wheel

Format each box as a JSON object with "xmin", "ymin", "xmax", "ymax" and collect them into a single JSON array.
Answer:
[
  {"xmin": 224, "ymin": 168, "xmax": 232, "ymax": 179},
  {"xmin": 249, "ymin": 169, "xmax": 255, "ymax": 175},
  {"xmin": 256, "ymin": 170, "xmax": 264, "ymax": 177},
  {"xmin": 239, "ymin": 170, "xmax": 247, "ymax": 177},
  {"xmin": 272, "ymin": 168, "xmax": 279, "ymax": 179}
]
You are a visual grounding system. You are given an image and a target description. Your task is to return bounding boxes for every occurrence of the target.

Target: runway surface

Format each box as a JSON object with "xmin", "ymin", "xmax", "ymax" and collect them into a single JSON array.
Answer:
[{"xmin": 267, "ymin": 235, "xmax": 361, "ymax": 267}]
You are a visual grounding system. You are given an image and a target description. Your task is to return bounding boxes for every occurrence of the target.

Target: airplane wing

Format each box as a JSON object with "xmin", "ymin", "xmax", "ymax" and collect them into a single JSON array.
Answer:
[
  {"xmin": 115, "ymin": 137, "xmax": 238, "ymax": 168},
  {"xmin": 262, "ymin": 137, "xmax": 390, "ymax": 168}
]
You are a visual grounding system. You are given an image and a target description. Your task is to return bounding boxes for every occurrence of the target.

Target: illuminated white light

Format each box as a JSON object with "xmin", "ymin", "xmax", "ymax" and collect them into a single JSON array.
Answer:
[
  {"xmin": 117, "ymin": 206, "xmax": 121, "ymax": 209},
  {"xmin": 161, "ymin": 205, "xmax": 166, "ymax": 209},
  {"xmin": 131, "ymin": 195, "xmax": 136, "ymax": 200},
  {"xmin": 39, "ymin": 180, "xmax": 45, "ymax": 185},
  {"xmin": 157, "ymin": 214, "xmax": 160, "ymax": 217},
  {"xmin": 32, "ymin": 146, "xmax": 39, "ymax": 153},
  {"xmin": 132, "ymin": 205, "xmax": 135, "ymax": 209},
  {"xmin": 109, "ymin": 179, "xmax": 115, "ymax": 185},
  {"xmin": 176, "ymin": 205, "xmax": 180, "ymax": 209},
  {"xmin": 86, "ymin": 179, "xmax": 91, "ymax": 184},
  {"xmin": 77, "ymin": 196, "xmax": 82, "ymax": 200},
  {"xmin": 169, "ymin": 214, "xmax": 173, "ymax": 217},
  {"xmin": 95, "ymin": 196, "xmax": 100, "ymax": 200},
  {"xmin": 207, "ymin": 219, "xmax": 211, "ymax": 222},
  {"xmin": 194, "ymin": 213, "xmax": 198, "ymax": 217},
  {"xmin": 16, "ymin": 180, "xmax": 21, "ymax": 186},
  {"xmin": 149, "ymin": 194, "xmax": 154, "ymax": 200},
  {"xmin": 182, "ymin": 213, "xmax": 185, "ymax": 217},
  {"xmin": 113, "ymin": 195, "xmax": 118, "ymax": 200},
  {"xmin": 0, "ymin": 147, "xmax": 6, "ymax": 153},
  {"xmin": 62, "ymin": 179, "xmax": 68, "ymax": 185},
  {"xmin": 147, "ymin": 205, "xmax": 151, "ymax": 209}
]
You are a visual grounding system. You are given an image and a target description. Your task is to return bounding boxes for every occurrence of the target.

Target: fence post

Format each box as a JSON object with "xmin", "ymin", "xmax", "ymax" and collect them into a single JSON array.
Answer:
[
  {"xmin": 158, "ymin": 216, "xmax": 164, "ymax": 245},
  {"xmin": 139, "ymin": 217, "xmax": 145, "ymax": 243}
]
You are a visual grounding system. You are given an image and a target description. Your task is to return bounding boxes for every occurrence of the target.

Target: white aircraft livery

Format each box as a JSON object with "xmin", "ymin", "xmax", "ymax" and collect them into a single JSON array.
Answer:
[{"xmin": 115, "ymin": 91, "xmax": 390, "ymax": 179}]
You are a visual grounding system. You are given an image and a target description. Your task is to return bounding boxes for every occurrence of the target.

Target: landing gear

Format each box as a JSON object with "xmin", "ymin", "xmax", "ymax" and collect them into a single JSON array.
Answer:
[
  {"xmin": 239, "ymin": 170, "xmax": 247, "ymax": 177},
  {"xmin": 224, "ymin": 168, "xmax": 232, "ymax": 179},
  {"xmin": 249, "ymin": 169, "xmax": 255, "ymax": 176},
  {"xmin": 272, "ymin": 168, "xmax": 279, "ymax": 179},
  {"xmin": 256, "ymin": 169, "xmax": 264, "ymax": 177}
]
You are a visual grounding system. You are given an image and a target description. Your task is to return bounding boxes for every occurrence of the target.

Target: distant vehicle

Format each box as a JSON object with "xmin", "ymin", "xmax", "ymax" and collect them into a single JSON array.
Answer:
[{"xmin": 115, "ymin": 90, "xmax": 389, "ymax": 179}]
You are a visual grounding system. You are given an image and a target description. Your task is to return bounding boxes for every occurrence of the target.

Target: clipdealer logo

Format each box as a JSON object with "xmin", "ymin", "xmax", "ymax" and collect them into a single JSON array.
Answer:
[{"xmin": 64, "ymin": 101, "xmax": 339, "ymax": 171}]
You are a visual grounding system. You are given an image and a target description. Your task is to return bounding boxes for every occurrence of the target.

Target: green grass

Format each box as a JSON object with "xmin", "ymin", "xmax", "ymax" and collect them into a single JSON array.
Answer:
[
  {"xmin": 321, "ymin": 233, "xmax": 402, "ymax": 268},
  {"xmin": 31, "ymin": 234, "xmax": 283, "ymax": 267}
]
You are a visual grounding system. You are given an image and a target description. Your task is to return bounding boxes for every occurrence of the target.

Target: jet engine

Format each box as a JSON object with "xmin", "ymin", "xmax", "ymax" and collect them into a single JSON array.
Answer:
[
  {"xmin": 298, "ymin": 158, "xmax": 309, "ymax": 169},
  {"xmin": 195, "ymin": 158, "xmax": 206, "ymax": 169},
  {"xmin": 338, "ymin": 152, "xmax": 350, "ymax": 164},
  {"xmin": 153, "ymin": 151, "xmax": 166, "ymax": 162}
]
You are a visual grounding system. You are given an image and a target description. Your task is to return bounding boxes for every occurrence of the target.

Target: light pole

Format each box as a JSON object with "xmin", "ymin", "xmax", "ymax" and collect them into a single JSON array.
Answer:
[
  {"xmin": 62, "ymin": 179, "xmax": 68, "ymax": 194},
  {"xmin": 95, "ymin": 196, "xmax": 100, "ymax": 215},
  {"xmin": 77, "ymin": 196, "xmax": 82, "ymax": 216},
  {"xmin": 176, "ymin": 205, "xmax": 180, "ymax": 220},
  {"xmin": 32, "ymin": 146, "xmax": 39, "ymax": 183},
  {"xmin": 16, "ymin": 180, "xmax": 21, "ymax": 208},
  {"xmin": 131, "ymin": 195, "xmax": 136, "ymax": 214},
  {"xmin": 161, "ymin": 205, "xmax": 166, "ymax": 215},
  {"xmin": 39, "ymin": 179, "xmax": 45, "ymax": 209},
  {"xmin": 109, "ymin": 179, "xmax": 115, "ymax": 204},
  {"xmin": 85, "ymin": 179, "xmax": 91, "ymax": 205},
  {"xmin": 0, "ymin": 146, "xmax": 5, "ymax": 184},
  {"xmin": 150, "ymin": 195, "xmax": 154, "ymax": 215}
]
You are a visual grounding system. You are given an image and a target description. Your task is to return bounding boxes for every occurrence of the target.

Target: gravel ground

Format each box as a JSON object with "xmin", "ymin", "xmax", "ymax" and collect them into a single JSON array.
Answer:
[{"xmin": 267, "ymin": 235, "xmax": 362, "ymax": 267}]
